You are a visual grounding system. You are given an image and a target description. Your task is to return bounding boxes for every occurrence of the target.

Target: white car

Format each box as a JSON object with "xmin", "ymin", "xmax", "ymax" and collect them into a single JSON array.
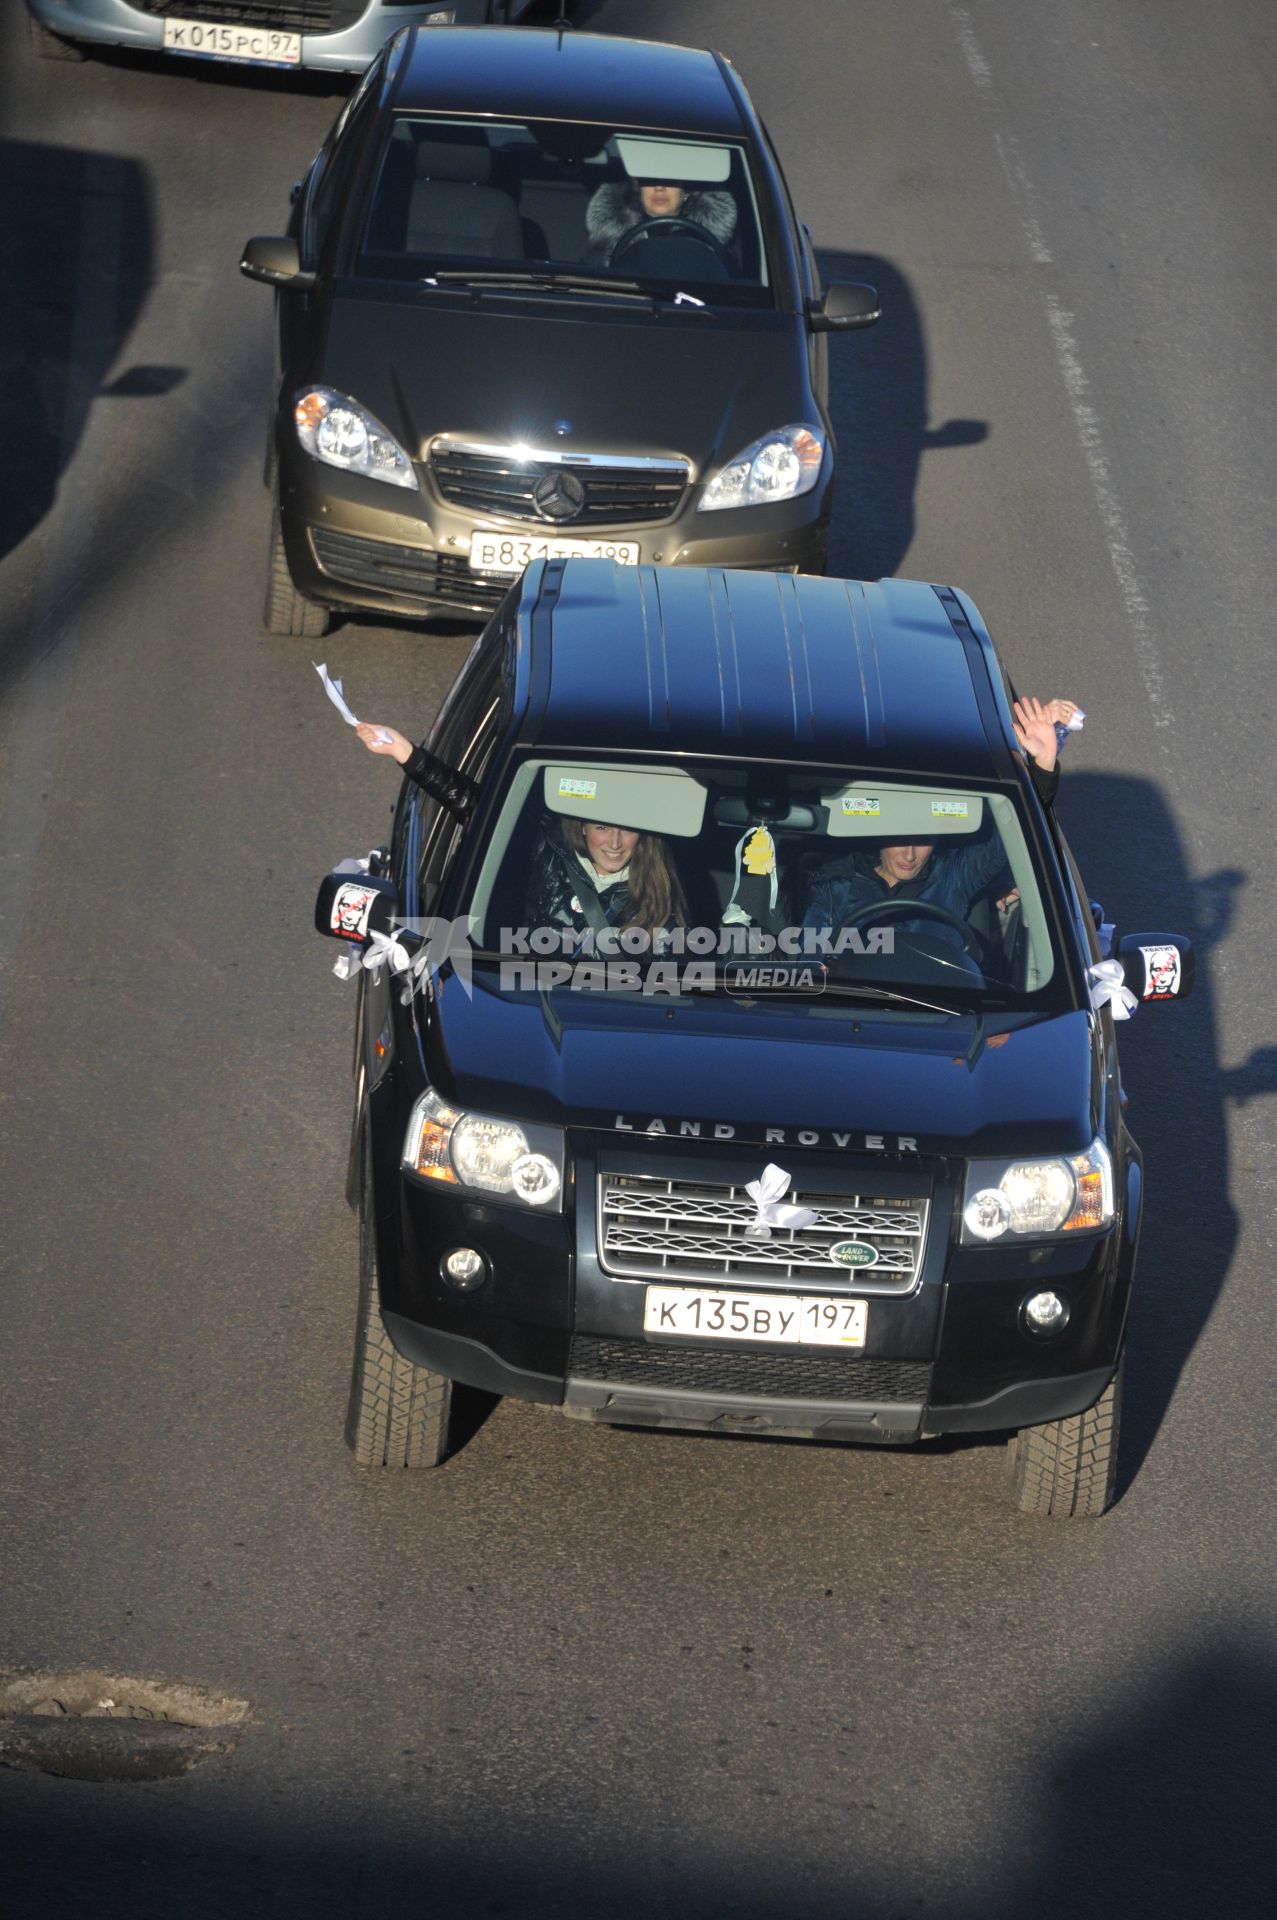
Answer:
[{"xmin": 26, "ymin": 0, "xmax": 540, "ymax": 73}]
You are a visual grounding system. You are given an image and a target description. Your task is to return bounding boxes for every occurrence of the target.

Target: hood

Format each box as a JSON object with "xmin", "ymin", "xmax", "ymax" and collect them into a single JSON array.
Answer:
[
  {"xmin": 425, "ymin": 979, "xmax": 1097, "ymax": 1159},
  {"xmin": 319, "ymin": 289, "xmax": 808, "ymax": 473}
]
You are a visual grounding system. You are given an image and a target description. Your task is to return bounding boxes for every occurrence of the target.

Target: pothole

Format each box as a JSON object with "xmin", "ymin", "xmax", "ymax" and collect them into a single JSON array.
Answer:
[{"xmin": 0, "ymin": 1669, "xmax": 252, "ymax": 1782}]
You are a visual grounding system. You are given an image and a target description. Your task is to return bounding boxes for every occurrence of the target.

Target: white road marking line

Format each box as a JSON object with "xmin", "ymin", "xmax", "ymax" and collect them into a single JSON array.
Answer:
[{"xmin": 948, "ymin": 4, "xmax": 1175, "ymax": 743}]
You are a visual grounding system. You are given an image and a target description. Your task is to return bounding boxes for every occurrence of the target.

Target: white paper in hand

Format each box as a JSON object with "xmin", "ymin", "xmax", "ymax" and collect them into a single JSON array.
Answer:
[
  {"xmin": 313, "ymin": 663, "xmax": 395, "ymax": 744},
  {"xmin": 314, "ymin": 661, "xmax": 359, "ymax": 726}
]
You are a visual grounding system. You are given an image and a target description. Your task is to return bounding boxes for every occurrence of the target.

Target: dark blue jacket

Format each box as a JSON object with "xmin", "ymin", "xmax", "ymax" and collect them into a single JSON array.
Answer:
[{"xmin": 803, "ymin": 836, "xmax": 1012, "ymax": 947}]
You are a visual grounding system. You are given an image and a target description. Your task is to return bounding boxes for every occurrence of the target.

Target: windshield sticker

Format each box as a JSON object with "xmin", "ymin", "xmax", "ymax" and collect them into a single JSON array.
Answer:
[
  {"xmin": 841, "ymin": 796, "xmax": 881, "ymax": 817},
  {"xmin": 558, "ymin": 777, "xmax": 597, "ymax": 798},
  {"xmin": 1140, "ymin": 944, "xmax": 1181, "ymax": 998},
  {"xmin": 931, "ymin": 799, "xmax": 970, "ymax": 818}
]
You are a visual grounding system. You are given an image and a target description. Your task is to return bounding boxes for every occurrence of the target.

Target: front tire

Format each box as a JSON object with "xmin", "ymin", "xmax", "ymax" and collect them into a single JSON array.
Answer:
[
  {"xmin": 1006, "ymin": 1356, "xmax": 1123, "ymax": 1518},
  {"xmin": 346, "ymin": 1130, "xmax": 454, "ymax": 1468},
  {"xmin": 263, "ymin": 504, "xmax": 330, "ymax": 638}
]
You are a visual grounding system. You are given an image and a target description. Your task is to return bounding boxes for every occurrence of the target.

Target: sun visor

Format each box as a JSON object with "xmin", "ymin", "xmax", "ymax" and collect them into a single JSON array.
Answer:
[
  {"xmin": 825, "ymin": 785, "xmax": 985, "ymax": 838},
  {"xmin": 544, "ymin": 766, "xmax": 707, "ymax": 837},
  {"xmin": 614, "ymin": 136, "xmax": 732, "ymax": 185}
]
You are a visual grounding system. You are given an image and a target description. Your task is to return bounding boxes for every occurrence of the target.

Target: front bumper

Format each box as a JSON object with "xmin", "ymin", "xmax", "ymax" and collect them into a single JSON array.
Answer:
[
  {"xmin": 27, "ymin": 1, "xmax": 456, "ymax": 73},
  {"xmin": 277, "ymin": 442, "xmax": 832, "ymax": 621},
  {"xmin": 376, "ymin": 1132, "xmax": 1133, "ymax": 1444}
]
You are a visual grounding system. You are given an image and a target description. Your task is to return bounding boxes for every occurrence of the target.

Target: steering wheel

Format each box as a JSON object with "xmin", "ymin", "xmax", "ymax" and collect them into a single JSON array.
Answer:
[
  {"xmin": 836, "ymin": 894, "xmax": 986, "ymax": 963},
  {"xmin": 609, "ymin": 216, "xmax": 734, "ymax": 272}
]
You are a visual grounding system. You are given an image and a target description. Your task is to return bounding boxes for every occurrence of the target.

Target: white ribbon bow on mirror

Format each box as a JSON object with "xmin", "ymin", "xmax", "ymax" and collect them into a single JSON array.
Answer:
[{"xmin": 1087, "ymin": 959, "xmax": 1138, "ymax": 1020}]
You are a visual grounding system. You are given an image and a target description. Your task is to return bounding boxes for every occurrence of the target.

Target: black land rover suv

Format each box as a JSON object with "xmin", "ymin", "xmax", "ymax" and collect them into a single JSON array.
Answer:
[{"xmin": 317, "ymin": 560, "xmax": 1193, "ymax": 1516}]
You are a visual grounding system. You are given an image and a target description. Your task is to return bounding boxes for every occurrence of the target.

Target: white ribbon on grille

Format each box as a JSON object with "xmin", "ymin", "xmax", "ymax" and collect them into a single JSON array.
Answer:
[
  {"xmin": 743, "ymin": 1163, "xmax": 818, "ymax": 1240},
  {"xmin": 1087, "ymin": 959, "xmax": 1138, "ymax": 1020}
]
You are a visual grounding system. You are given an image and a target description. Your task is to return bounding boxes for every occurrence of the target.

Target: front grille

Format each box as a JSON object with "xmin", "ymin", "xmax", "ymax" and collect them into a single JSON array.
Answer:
[
  {"xmin": 598, "ymin": 1172, "xmax": 929, "ymax": 1294},
  {"xmin": 570, "ymin": 1336, "xmax": 932, "ymax": 1404},
  {"xmin": 137, "ymin": 0, "xmax": 354, "ymax": 29},
  {"xmin": 311, "ymin": 528, "xmax": 510, "ymax": 614},
  {"xmin": 430, "ymin": 445, "xmax": 689, "ymax": 527}
]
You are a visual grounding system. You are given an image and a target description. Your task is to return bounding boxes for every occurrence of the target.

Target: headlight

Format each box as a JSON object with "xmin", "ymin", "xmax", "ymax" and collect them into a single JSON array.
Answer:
[
  {"xmin": 697, "ymin": 424, "xmax": 825, "ymax": 512},
  {"xmin": 293, "ymin": 386, "xmax": 418, "ymax": 490},
  {"xmin": 961, "ymin": 1140, "xmax": 1114, "ymax": 1244},
  {"xmin": 402, "ymin": 1089, "xmax": 564, "ymax": 1210}
]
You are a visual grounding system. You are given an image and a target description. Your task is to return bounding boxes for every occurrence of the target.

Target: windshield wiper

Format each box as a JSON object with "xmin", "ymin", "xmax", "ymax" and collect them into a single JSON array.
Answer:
[
  {"xmin": 778, "ymin": 979, "xmax": 960, "ymax": 1014},
  {"xmin": 424, "ymin": 269, "xmax": 713, "ymax": 310},
  {"xmin": 427, "ymin": 269, "xmax": 650, "ymax": 301}
]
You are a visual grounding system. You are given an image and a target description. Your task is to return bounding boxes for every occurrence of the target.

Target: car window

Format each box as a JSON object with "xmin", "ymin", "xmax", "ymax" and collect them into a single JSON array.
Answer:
[
  {"xmin": 458, "ymin": 759, "xmax": 1071, "ymax": 1011},
  {"xmin": 304, "ymin": 63, "xmax": 384, "ymax": 266},
  {"xmin": 356, "ymin": 116, "xmax": 773, "ymax": 305},
  {"xmin": 414, "ymin": 649, "xmax": 504, "ymax": 912}
]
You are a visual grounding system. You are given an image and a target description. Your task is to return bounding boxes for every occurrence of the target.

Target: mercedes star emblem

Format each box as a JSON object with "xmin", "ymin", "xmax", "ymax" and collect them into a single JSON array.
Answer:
[{"xmin": 532, "ymin": 470, "xmax": 586, "ymax": 524}]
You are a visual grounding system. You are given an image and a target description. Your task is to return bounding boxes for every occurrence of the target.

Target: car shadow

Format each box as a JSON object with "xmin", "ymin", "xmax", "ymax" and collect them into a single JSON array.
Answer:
[
  {"xmin": 816, "ymin": 246, "xmax": 987, "ymax": 580},
  {"xmin": 1, "ymin": 1632, "xmax": 1271, "ymax": 1917},
  {"xmin": 1057, "ymin": 772, "xmax": 1268, "ymax": 1496},
  {"xmin": 0, "ymin": 137, "xmax": 162, "ymax": 592}
]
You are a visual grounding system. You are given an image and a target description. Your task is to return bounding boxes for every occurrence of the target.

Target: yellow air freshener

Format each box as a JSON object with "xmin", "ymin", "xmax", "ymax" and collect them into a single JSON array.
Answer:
[{"xmin": 743, "ymin": 826, "xmax": 776, "ymax": 876}]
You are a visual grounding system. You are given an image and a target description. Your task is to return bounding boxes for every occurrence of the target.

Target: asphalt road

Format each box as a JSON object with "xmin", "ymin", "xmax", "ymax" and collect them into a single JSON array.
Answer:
[{"xmin": 1, "ymin": 4, "xmax": 1274, "ymax": 1914}]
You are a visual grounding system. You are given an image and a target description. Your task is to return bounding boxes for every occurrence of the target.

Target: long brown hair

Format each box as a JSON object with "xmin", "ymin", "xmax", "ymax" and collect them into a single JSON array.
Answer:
[{"xmin": 560, "ymin": 819, "xmax": 687, "ymax": 936}]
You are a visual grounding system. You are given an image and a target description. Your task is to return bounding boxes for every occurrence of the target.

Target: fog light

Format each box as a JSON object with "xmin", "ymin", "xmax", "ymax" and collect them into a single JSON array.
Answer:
[
  {"xmin": 441, "ymin": 1246, "xmax": 487, "ymax": 1291},
  {"xmin": 1023, "ymin": 1290, "xmax": 1068, "ymax": 1335}
]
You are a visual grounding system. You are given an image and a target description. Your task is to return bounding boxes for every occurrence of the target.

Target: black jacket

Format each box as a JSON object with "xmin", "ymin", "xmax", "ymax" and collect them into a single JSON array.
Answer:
[
  {"xmin": 584, "ymin": 183, "xmax": 738, "ymax": 265},
  {"xmin": 525, "ymin": 827, "xmax": 636, "ymax": 940}
]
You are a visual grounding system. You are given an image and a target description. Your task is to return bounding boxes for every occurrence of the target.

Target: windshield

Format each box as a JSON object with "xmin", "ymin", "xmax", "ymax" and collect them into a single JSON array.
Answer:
[
  {"xmin": 357, "ymin": 116, "xmax": 773, "ymax": 306},
  {"xmin": 453, "ymin": 758, "xmax": 1072, "ymax": 1014}
]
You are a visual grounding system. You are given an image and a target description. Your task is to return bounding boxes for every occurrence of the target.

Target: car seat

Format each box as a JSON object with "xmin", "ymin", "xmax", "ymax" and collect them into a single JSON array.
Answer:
[{"xmin": 406, "ymin": 136, "xmax": 523, "ymax": 259}]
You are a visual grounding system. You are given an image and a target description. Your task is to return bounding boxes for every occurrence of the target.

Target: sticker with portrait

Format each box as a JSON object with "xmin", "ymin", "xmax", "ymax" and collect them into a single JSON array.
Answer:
[
  {"xmin": 1140, "ymin": 944, "xmax": 1181, "ymax": 999},
  {"xmin": 331, "ymin": 882, "xmax": 378, "ymax": 941}
]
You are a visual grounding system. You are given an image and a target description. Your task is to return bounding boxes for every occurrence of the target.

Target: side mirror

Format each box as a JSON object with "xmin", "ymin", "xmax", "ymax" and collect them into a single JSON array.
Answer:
[
  {"xmin": 315, "ymin": 864, "xmax": 399, "ymax": 946},
  {"xmin": 1116, "ymin": 932, "xmax": 1195, "ymax": 1003},
  {"xmin": 240, "ymin": 235, "xmax": 315, "ymax": 292},
  {"xmin": 807, "ymin": 280, "xmax": 881, "ymax": 333}
]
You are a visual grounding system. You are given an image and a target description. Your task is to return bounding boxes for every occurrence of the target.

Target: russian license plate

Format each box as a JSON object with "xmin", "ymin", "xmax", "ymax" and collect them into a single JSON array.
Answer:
[
  {"xmin": 470, "ymin": 532, "xmax": 639, "ymax": 574},
  {"xmin": 644, "ymin": 1286, "xmax": 868, "ymax": 1348},
  {"xmin": 162, "ymin": 20, "xmax": 301, "ymax": 66}
]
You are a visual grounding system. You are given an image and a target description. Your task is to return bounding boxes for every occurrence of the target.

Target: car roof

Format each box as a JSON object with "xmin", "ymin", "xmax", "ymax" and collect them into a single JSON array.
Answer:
[
  {"xmin": 390, "ymin": 27, "xmax": 748, "ymax": 137},
  {"xmin": 512, "ymin": 561, "xmax": 1020, "ymax": 781}
]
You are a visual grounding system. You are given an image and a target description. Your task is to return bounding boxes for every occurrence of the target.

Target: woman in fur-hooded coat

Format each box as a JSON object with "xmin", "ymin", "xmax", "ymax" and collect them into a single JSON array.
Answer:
[{"xmin": 584, "ymin": 180, "xmax": 738, "ymax": 266}]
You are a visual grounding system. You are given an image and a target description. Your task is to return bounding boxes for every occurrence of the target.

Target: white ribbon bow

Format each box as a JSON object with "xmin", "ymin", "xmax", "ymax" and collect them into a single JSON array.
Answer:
[
  {"xmin": 331, "ymin": 914, "xmax": 475, "ymax": 1004},
  {"xmin": 1087, "ymin": 959, "xmax": 1138, "ymax": 1020},
  {"xmin": 743, "ymin": 1163, "xmax": 818, "ymax": 1240},
  {"xmin": 332, "ymin": 851, "xmax": 379, "ymax": 878}
]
